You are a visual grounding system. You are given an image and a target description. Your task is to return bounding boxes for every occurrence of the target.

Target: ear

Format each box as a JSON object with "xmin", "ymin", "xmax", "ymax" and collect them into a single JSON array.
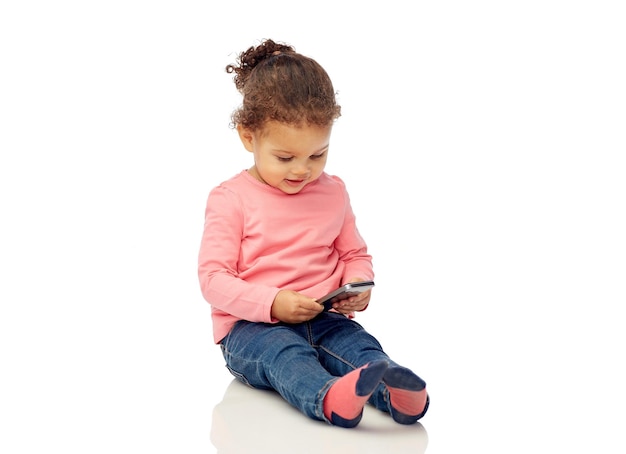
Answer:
[{"xmin": 237, "ymin": 125, "xmax": 255, "ymax": 153}]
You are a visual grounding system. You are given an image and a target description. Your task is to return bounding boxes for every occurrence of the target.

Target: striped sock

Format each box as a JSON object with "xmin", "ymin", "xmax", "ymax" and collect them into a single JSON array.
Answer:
[
  {"xmin": 323, "ymin": 360, "xmax": 389, "ymax": 428},
  {"xmin": 383, "ymin": 366, "xmax": 429, "ymax": 424}
]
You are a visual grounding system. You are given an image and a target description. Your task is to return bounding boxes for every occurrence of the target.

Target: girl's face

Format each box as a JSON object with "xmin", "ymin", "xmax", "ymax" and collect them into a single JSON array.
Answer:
[{"xmin": 237, "ymin": 121, "xmax": 332, "ymax": 195}]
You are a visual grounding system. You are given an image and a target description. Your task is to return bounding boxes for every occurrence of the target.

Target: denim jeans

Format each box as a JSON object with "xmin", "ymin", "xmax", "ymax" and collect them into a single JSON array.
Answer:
[{"xmin": 219, "ymin": 311, "xmax": 399, "ymax": 423}]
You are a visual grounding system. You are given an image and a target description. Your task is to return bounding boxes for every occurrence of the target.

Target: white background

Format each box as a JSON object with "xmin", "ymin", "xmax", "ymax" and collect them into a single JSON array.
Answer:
[{"xmin": 1, "ymin": 1, "xmax": 625, "ymax": 453}]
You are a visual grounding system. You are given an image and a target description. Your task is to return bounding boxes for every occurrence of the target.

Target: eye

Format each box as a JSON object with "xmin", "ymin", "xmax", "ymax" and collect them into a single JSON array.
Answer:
[
  {"xmin": 310, "ymin": 152, "xmax": 326, "ymax": 160},
  {"xmin": 277, "ymin": 156, "xmax": 293, "ymax": 162}
]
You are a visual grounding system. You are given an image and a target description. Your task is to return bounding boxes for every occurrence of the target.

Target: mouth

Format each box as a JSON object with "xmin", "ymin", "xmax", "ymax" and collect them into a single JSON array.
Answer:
[{"xmin": 284, "ymin": 178, "xmax": 305, "ymax": 187}]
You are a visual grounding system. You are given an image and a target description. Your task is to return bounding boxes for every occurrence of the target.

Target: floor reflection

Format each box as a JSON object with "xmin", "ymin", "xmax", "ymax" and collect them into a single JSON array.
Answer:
[{"xmin": 211, "ymin": 379, "xmax": 428, "ymax": 454}]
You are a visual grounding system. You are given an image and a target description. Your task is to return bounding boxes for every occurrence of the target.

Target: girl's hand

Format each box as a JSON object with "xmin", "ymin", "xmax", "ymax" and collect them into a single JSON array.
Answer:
[
  {"xmin": 331, "ymin": 291, "xmax": 371, "ymax": 314},
  {"xmin": 271, "ymin": 289, "xmax": 323, "ymax": 323},
  {"xmin": 332, "ymin": 278, "xmax": 372, "ymax": 314}
]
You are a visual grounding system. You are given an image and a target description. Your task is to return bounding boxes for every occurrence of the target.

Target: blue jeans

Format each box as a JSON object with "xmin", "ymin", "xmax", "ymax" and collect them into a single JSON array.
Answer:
[{"xmin": 219, "ymin": 311, "xmax": 399, "ymax": 423}]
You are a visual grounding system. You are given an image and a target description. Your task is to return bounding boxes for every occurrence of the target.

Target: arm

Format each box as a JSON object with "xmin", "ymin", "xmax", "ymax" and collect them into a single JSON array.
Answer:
[
  {"xmin": 331, "ymin": 183, "xmax": 374, "ymax": 314},
  {"xmin": 198, "ymin": 187, "xmax": 279, "ymax": 323},
  {"xmin": 334, "ymin": 184, "xmax": 374, "ymax": 284}
]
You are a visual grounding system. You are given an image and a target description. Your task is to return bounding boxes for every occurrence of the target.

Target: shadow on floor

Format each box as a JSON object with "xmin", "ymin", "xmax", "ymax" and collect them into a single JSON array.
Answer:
[{"xmin": 211, "ymin": 379, "xmax": 428, "ymax": 453}]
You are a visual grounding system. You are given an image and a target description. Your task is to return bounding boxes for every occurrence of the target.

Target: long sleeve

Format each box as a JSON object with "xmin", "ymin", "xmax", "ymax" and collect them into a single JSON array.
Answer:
[
  {"xmin": 334, "ymin": 192, "xmax": 375, "ymax": 284},
  {"xmin": 198, "ymin": 186, "xmax": 280, "ymax": 326}
]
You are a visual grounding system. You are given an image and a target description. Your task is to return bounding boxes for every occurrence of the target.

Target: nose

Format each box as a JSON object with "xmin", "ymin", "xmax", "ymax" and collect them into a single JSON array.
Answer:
[{"xmin": 291, "ymin": 161, "xmax": 310, "ymax": 177}]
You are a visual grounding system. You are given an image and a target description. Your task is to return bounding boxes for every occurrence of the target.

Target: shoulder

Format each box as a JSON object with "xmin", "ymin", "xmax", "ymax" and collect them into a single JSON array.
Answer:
[
  {"xmin": 315, "ymin": 172, "xmax": 348, "ymax": 192},
  {"xmin": 209, "ymin": 171, "xmax": 259, "ymax": 199},
  {"xmin": 205, "ymin": 171, "xmax": 250, "ymax": 212},
  {"xmin": 213, "ymin": 170, "xmax": 249, "ymax": 192},
  {"xmin": 207, "ymin": 170, "xmax": 287, "ymax": 217},
  {"xmin": 311, "ymin": 173, "xmax": 350, "ymax": 202}
]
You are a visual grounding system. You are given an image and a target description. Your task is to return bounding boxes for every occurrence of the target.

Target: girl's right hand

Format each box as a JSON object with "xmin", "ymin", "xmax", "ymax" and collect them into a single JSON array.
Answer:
[{"xmin": 270, "ymin": 290, "xmax": 323, "ymax": 323}]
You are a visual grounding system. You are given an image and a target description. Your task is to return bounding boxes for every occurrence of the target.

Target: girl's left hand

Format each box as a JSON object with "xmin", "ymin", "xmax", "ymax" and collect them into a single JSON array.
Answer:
[{"xmin": 332, "ymin": 279, "xmax": 371, "ymax": 313}]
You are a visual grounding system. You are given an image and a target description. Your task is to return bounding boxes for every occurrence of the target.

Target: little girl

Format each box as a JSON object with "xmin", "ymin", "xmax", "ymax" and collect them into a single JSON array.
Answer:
[{"xmin": 198, "ymin": 39, "xmax": 429, "ymax": 428}]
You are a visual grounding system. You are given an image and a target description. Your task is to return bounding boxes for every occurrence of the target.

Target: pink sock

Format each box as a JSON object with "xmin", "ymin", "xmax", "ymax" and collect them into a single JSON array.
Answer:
[
  {"xmin": 323, "ymin": 360, "xmax": 388, "ymax": 428},
  {"xmin": 383, "ymin": 366, "xmax": 429, "ymax": 424}
]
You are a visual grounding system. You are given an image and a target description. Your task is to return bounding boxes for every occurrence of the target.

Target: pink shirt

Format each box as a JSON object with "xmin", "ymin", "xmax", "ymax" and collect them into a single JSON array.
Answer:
[{"xmin": 198, "ymin": 170, "xmax": 373, "ymax": 343}]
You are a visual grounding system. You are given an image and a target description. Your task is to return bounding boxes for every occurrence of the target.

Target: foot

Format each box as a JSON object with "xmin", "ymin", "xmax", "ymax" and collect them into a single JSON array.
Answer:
[
  {"xmin": 323, "ymin": 360, "xmax": 389, "ymax": 428},
  {"xmin": 383, "ymin": 366, "xmax": 429, "ymax": 424}
]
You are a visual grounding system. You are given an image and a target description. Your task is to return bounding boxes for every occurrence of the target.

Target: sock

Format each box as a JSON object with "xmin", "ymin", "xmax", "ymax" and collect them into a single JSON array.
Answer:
[
  {"xmin": 383, "ymin": 366, "xmax": 429, "ymax": 425},
  {"xmin": 323, "ymin": 360, "xmax": 389, "ymax": 428}
]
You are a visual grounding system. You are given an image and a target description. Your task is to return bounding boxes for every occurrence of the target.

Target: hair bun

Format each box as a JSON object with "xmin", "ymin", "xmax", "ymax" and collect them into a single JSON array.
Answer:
[{"xmin": 226, "ymin": 39, "xmax": 295, "ymax": 91}]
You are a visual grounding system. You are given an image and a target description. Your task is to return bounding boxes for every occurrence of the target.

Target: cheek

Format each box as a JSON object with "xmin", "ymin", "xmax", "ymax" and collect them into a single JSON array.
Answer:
[
  {"xmin": 313, "ymin": 159, "xmax": 327, "ymax": 173},
  {"xmin": 259, "ymin": 160, "xmax": 285, "ymax": 179}
]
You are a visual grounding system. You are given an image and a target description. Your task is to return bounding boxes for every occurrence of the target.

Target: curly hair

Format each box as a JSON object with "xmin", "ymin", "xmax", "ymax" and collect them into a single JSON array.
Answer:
[{"xmin": 225, "ymin": 39, "xmax": 341, "ymax": 131}]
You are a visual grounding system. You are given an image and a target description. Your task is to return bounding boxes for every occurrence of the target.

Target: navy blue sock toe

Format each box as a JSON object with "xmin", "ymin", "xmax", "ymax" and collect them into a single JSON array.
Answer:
[
  {"xmin": 383, "ymin": 366, "xmax": 426, "ymax": 391},
  {"xmin": 355, "ymin": 360, "xmax": 389, "ymax": 396}
]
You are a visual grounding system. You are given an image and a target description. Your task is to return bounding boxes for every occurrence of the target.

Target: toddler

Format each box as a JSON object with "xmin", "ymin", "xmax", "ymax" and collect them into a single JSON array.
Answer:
[{"xmin": 198, "ymin": 39, "xmax": 429, "ymax": 428}]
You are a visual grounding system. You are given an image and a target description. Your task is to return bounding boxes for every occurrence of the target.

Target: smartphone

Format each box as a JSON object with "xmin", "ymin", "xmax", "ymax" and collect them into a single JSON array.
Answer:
[{"xmin": 317, "ymin": 281, "xmax": 375, "ymax": 311}]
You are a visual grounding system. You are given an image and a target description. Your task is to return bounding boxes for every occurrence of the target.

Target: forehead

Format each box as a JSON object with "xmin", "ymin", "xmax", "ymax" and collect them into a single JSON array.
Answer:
[{"xmin": 259, "ymin": 121, "xmax": 332, "ymax": 152}]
